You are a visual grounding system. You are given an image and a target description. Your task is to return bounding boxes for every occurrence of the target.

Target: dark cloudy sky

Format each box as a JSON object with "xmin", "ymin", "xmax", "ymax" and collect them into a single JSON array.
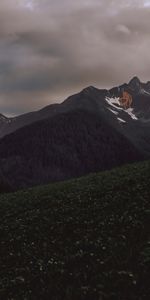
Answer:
[{"xmin": 1, "ymin": 0, "xmax": 150, "ymax": 116}]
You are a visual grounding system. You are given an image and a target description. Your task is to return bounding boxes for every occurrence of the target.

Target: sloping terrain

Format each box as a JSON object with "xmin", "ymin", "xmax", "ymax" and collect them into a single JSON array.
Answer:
[
  {"xmin": 0, "ymin": 160, "xmax": 150, "ymax": 299},
  {"xmin": 0, "ymin": 86, "xmax": 107, "ymax": 138},
  {"xmin": 1, "ymin": 77, "xmax": 150, "ymax": 157},
  {"xmin": 0, "ymin": 76, "xmax": 150, "ymax": 141},
  {"xmin": 0, "ymin": 110, "xmax": 144, "ymax": 189},
  {"xmin": 0, "ymin": 76, "xmax": 150, "ymax": 189}
]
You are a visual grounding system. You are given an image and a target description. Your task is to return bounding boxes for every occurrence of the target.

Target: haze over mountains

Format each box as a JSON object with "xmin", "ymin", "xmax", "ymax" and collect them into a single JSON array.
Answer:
[{"xmin": 0, "ymin": 76, "xmax": 150, "ymax": 190}]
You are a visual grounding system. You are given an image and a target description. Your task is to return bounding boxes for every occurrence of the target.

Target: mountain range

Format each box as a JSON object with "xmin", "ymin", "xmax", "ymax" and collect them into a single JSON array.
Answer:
[{"xmin": 0, "ymin": 76, "xmax": 150, "ymax": 190}]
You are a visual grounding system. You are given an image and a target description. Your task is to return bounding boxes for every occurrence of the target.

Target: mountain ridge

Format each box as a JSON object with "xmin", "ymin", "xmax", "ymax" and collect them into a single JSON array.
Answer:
[
  {"xmin": 0, "ymin": 76, "xmax": 150, "ymax": 189},
  {"xmin": 1, "ymin": 76, "xmax": 150, "ymax": 138}
]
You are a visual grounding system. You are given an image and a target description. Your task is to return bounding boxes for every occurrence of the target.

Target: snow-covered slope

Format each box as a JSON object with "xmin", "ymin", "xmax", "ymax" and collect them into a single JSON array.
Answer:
[{"xmin": 105, "ymin": 96, "xmax": 138, "ymax": 123}]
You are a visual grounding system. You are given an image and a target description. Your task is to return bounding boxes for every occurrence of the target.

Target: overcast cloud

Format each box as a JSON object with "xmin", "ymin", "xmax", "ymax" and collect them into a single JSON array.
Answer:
[{"xmin": 0, "ymin": 0, "xmax": 150, "ymax": 115}]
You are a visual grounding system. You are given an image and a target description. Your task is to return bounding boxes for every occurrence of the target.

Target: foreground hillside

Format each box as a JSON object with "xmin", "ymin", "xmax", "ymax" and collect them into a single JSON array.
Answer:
[{"xmin": 0, "ymin": 161, "xmax": 150, "ymax": 299}]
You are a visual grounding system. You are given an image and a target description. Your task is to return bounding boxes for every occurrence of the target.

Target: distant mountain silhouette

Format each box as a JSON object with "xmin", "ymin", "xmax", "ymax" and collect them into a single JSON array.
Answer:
[
  {"xmin": 0, "ymin": 76, "xmax": 149, "ymax": 139},
  {"xmin": 0, "ymin": 76, "xmax": 150, "ymax": 189}
]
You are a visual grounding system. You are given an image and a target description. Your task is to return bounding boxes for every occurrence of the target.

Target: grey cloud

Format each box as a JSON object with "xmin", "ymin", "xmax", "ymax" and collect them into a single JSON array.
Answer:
[{"xmin": 0, "ymin": 0, "xmax": 150, "ymax": 115}]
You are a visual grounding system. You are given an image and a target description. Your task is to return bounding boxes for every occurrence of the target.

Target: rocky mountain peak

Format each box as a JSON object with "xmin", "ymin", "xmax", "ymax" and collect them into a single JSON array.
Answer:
[{"xmin": 129, "ymin": 76, "xmax": 141, "ymax": 86}]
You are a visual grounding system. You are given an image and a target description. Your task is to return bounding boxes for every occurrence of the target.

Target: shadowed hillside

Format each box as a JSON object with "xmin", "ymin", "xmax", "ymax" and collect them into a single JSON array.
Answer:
[
  {"xmin": 0, "ymin": 110, "xmax": 144, "ymax": 189},
  {"xmin": 0, "ymin": 160, "xmax": 150, "ymax": 299}
]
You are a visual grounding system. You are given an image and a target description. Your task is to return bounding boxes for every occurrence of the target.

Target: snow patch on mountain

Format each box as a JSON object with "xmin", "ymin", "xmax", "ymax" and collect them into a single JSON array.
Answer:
[
  {"xmin": 117, "ymin": 117, "xmax": 126, "ymax": 123},
  {"xmin": 126, "ymin": 108, "xmax": 138, "ymax": 120},
  {"xmin": 141, "ymin": 88, "xmax": 150, "ymax": 96},
  {"xmin": 108, "ymin": 108, "xmax": 119, "ymax": 115},
  {"xmin": 105, "ymin": 96, "xmax": 138, "ymax": 121},
  {"xmin": 105, "ymin": 97, "xmax": 123, "ymax": 111}
]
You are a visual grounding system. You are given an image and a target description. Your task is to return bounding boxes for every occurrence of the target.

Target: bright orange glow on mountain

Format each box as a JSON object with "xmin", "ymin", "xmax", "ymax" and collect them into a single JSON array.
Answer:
[{"xmin": 119, "ymin": 91, "xmax": 132, "ymax": 109}]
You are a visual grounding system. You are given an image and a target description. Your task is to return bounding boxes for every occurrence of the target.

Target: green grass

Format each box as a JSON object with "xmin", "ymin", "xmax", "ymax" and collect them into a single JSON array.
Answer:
[{"xmin": 0, "ymin": 160, "xmax": 150, "ymax": 299}]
